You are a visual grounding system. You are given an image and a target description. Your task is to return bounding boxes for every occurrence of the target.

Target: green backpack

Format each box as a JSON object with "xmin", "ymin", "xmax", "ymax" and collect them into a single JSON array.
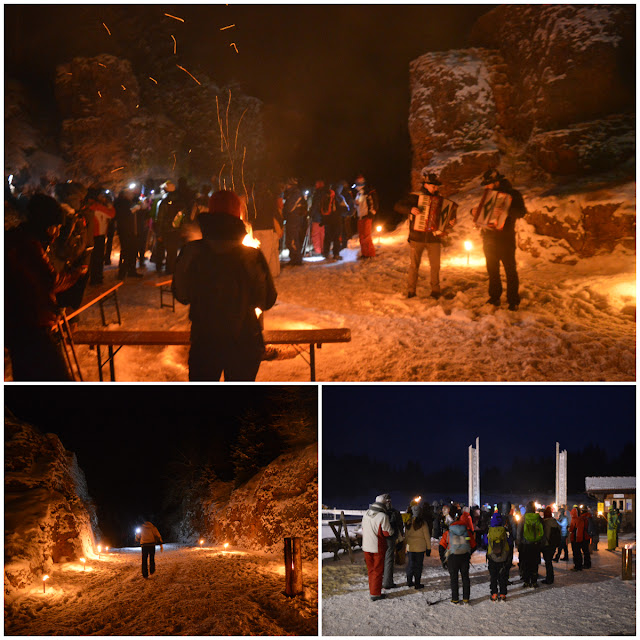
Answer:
[
  {"xmin": 523, "ymin": 513, "xmax": 544, "ymax": 543},
  {"xmin": 487, "ymin": 526, "xmax": 509, "ymax": 562}
]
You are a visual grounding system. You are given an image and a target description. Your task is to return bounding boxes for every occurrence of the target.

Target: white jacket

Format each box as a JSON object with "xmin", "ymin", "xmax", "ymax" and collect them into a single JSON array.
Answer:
[
  {"xmin": 362, "ymin": 504, "xmax": 394, "ymax": 553},
  {"xmin": 136, "ymin": 522, "xmax": 163, "ymax": 545}
]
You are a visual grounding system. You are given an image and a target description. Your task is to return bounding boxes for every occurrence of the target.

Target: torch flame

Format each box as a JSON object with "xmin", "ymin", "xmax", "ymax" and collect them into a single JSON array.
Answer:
[
  {"xmin": 43, "ymin": 575, "xmax": 49, "ymax": 581},
  {"xmin": 223, "ymin": 543, "xmax": 229, "ymax": 549},
  {"xmin": 242, "ymin": 233, "xmax": 260, "ymax": 249},
  {"xmin": 464, "ymin": 240, "xmax": 473, "ymax": 252}
]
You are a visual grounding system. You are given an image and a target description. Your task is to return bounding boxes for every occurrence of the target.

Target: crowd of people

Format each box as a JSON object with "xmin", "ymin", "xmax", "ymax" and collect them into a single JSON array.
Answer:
[
  {"xmin": 4, "ymin": 164, "xmax": 528, "ymax": 381},
  {"xmin": 362, "ymin": 494, "xmax": 623, "ymax": 604}
]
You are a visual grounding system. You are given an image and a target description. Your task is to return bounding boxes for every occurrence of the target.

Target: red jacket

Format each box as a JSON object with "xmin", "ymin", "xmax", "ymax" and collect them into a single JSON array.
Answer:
[{"xmin": 569, "ymin": 508, "xmax": 590, "ymax": 543}]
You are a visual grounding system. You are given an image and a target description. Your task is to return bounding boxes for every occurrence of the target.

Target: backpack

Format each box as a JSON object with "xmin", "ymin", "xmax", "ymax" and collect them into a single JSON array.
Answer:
[
  {"xmin": 447, "ymin": 524, "xmax": 471, "ymax": 556},
  {"xmin": 320, "ymin": 190, "xmax": 336, "ymax": 216},
  {"xmin": 487, "ymin": 526, "xmax": 509, "ymax": 562},
  {"xmin": 523, "ymin": 514, "xmax": 544, "ymax": 544},
  {"xmin": 548, "ymin": 523, "xmax": 561, "ymax": 549}
]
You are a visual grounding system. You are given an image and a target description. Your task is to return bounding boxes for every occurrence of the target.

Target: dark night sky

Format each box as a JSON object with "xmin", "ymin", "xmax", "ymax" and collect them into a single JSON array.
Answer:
[
  {"xmin": 4, "ymin": 3, "xmax": 494, "ymax": 207},
  {"xmin": 4, "ymin": 385, "xmax": 317, "ymax": 546},
  {"xmin": 322, "ymin": 385, "xmax": 636, "ymax": 471}
]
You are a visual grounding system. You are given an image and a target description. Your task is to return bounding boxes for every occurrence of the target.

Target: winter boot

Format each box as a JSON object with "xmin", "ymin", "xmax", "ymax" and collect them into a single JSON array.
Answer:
[
  {"xmin": 415, "ymin": 583, "xmax": 424, "ymax": 590},
  {"xmin": 499, "ymin": 595, "xmax": 507, "ymax": 602},
  {"xmin": 370, "ymin": 594, "xmax": 386, "ymax": 601},
  {"xmin": 490, "ymin": 594, "xmax": 498, "ymax": 602}
]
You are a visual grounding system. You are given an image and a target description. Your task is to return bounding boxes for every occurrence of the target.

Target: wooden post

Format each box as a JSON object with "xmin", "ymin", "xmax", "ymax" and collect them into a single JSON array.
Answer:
[
  {"xmin": 340, "ymin": 511, "xmax": 354, "ymax": 564},
  {"xmin": 622, "ymin": 547, "xmax": 633, "ymax": 580},
  {"xmin": 284, "ymin": 537, "xmax": 303, "ymax": 596}
]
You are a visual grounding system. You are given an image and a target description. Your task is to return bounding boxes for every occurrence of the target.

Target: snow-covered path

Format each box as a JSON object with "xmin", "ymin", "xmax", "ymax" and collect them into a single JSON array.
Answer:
[
  {"xmin": 4, "ymin": 544, "xmax": 318, "ymax": 636},
  {"xmin": 321, "ymin": 538, "xmax": 635, "ymax": 636},
  {"xmin": 54, "ymin": 197, "xmax": 635, "ymax": 382}
]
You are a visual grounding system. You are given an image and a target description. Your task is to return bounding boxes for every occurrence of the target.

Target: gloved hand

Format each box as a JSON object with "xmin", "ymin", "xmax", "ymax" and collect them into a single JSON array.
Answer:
[{"xmin": 425, "ymin": 549, "xmax": 431, "ymax": 557}]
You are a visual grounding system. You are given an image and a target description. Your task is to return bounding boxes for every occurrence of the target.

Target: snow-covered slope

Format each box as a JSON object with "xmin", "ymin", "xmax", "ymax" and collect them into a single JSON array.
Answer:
[{"xmin": 4, "ymin": 412, "xmax": 99, "ymax": 593}]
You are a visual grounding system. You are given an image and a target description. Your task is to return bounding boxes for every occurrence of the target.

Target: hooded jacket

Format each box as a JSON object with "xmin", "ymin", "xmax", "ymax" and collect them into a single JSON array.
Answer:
[
  {"xmin": 136, "ymin": 521, "xmax": 163, "ymax": 545},
  {"xmin": 362, "ymin": 501, "xmax": 394, "ymax": 553},
  {"xmin": 542, "ymin": 508, "xmax": 561, "ymax": 547},
  {"xmin": 557, "ymin": 510, "xmax": 569, "ymax": 536},
  {"xmin": 405, "ymin": 519, "xmax": 431, "ymax": 553},
  {"xmin": 569, "ymin": 508, "xmax": 589, "ymax": 543},
  {"xmin": 173, "ymin": 213, "xmax": 277, "ymax": 351}
]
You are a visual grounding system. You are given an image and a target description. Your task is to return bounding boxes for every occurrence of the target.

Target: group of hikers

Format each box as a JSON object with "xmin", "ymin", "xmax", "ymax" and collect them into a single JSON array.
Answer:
[{"xmin": 362, "ymin": 494, "xmax": 623, "ymax": 604}]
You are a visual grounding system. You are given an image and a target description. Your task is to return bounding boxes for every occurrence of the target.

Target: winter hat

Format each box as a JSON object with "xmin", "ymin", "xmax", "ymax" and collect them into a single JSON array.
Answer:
[
  {"xmin": 481, "ymin": 167, "xmax": 504, "ymax": 186},
  {"xmin": 209, "ymin": 189, "xmax": 242, "ymax": 218},
  {"xmin": 375, "ymin": 493, "xmax": 391, "ymax": 506},
  {"xmin": 411, "ymin": 505, "xmax": 421, "ymax": 517},
  {"xmin": 490, "ymin": 512, "xmax": 503, "ymax": 527},
  {"xmin": 421, "ymin": 168, "xmax": 442, "ymax": 186},
  {"xmin": 27, "ymin": 194, "xmax": 64, "ymax": 228},
  {"xmin": 544, "ymin": 506, "xmax": 553, "ymax": 519}
]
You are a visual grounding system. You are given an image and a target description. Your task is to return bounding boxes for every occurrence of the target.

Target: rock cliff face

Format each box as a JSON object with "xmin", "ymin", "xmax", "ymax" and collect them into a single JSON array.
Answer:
[
  {"xmin": 4, "ymin": 412, "xmax": 98, "ymax": 592},
  {"xmin": 408, "ymin": 4, "xmax": 635, "ymax": 255},
  {"xmin": 203, "ymin": 443, "xmax": 318, "ymax": 560},
  {"xmin": 409, "ymin": 5, "xmax": 634, "ymax": 189}
]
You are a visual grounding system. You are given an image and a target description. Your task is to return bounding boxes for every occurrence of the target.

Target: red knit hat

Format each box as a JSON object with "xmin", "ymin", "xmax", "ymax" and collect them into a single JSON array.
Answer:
[
  {"xmin": 208, "ymin": 189, "xmax": 242, "ymax": 218},
  {"xmin": 544, "ymin": 506, "xmax": 553, "ymax": 519}
]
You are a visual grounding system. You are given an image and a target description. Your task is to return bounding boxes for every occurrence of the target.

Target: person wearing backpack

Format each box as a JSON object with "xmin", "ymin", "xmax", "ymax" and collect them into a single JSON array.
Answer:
[
  {"xmin": 541, "ymin": 506, "xmax": 561, "ymax": 584},
  {"xmin": 486, "ymin": 512, "xmax": 510, "ymax": 601},
  {"xmin": 440, "ymin": 507, "xmax": 476, "ymax": 605},
  {"xmin": 553, "ymin": 507, "xmax": 569, "ymax": 562},
  {"xmin": 173, "ymin": 190, "xmax": 277, "ymax": 381},
  {"xmin": 516, "ymin": 501, "xmax": 544, "ymax": 588},
  {"xmin": 404, "ymin": 505, "xmax": 431, "ymax": 589}
]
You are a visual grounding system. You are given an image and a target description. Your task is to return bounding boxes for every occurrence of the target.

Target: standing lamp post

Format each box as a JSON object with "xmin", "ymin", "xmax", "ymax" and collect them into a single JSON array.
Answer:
[{"xmin": 284, "ymin": 537, "xmax": 303, "ymax": 597}]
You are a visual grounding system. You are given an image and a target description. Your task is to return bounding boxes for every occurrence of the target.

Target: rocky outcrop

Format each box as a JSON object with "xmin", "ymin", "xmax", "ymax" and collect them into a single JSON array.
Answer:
[
  {"xmin": 409, "ymin": 5, "xmax": 635, "ymax": 187},
  {"xmin": 204, "ymin": 443, "xmax": 318, "ymax": 560},
  {"xmin": 4, "ymin": 412, "xmax": 98, "ymax": 592}
]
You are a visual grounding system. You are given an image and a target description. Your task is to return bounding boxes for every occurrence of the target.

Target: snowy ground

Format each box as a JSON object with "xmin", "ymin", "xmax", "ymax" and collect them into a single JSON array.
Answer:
[
  {"xmin": 321, "ymin": 534, "xmax": 636, "ymax": 636},
  {"xmin": 4, "ymin": 543, "xmax": 318, "ymax": 636},
  {"xmin": 9, "ymin": 187, "xmax": 634, "ymax": 382}
]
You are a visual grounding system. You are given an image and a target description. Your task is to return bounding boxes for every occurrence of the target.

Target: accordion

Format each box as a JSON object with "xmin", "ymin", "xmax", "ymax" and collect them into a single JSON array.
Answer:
[
  {"xmin": 473, "ymin": 189, "xmax": 512, "ymax": 230},
  {"xmin": 414, "ymin": 194, "xmax": 458, "ymax": 234}
]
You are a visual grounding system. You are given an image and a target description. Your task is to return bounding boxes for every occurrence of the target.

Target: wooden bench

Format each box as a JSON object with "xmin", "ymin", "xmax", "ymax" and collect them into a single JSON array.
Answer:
[
  {"xmin": 71, "ymin": 327, "xmax": 351, "ymax": 381},
  {"xmin": 323, "ymin": 511, "xmax": 363, "ymax": 562},
  {"xmin": 66, "ymin": 282, "xmax": 123, "ymax": 325},
  {"xmin": 146, "ymin": 278, "xmax": 175, "ymax": 311}
]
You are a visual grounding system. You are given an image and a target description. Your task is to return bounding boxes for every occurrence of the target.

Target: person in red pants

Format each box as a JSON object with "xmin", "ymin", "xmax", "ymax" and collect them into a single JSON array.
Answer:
[
  {"xmin": 362, "ymin": 493, "xmax": 394, "ymax": 600},
  {"xmin": 353, "ymin": 175, "xmax": 379, "ymax": 259}
]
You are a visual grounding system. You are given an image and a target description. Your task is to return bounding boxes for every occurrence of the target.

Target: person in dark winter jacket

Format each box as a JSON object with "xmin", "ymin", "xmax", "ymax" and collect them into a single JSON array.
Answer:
[
  {"xmin": 114, "ymin": 187, "xmax": 143, "ymax": 280},
  {"xmin": 135, "ymin": 520, "xmax": 163, "ymax": 578},
  {"xmin": 541, "ymin": 506, "xmax": 561, "ymax": 584},
  {"xmin": 362, "ymin": 494, "xmax": 394, "ymax": 601},
  {"xmin": 404, "ymin": 505, "xmax": 431, "ymax": 589},
  {"xmin": 486, "ymin": 512, "xmax": 510, "ymax": 601},
  {"xmin": 516, "ymin": 501, "xmax": 544, "ymax": 588},
  {"xmin": 474, "ymin": 168, "xmax": 527, "ymax": 310},
  {"xmin": 172, "ymin": 190, "xmax": 277, "ymax": 381},
  {"xmin": 440, "ymin": 509, "xmax": 476, "ymax": 605},
  {"xmin": 579, "ymin": 508, "xmax": 592, "ymax": 568},
  {"xmin": 308, "ymin": 180, "xmax": 329, "ymax": 256},
  {"xmin": 323, "ymin": 183, "xmax": 343, "ymax": 260},
  {"xmin": 5, "ymin": 194, "xmax": 87, "ymax": 380},
  {"xmin": 383, "ymin": 499, "xmax": 404, "ymax": 589},
  {"xmin": 336, "ymin": 180, "xmax": 355, "ymax": 250},
  {"xmin": 282, "ymin": 178, "xmax": 306, "ymax": 266},
  {"xmin": 553, "ymin": 507, "xmax": 569, "ymax": 562},
  {"xmin": 394, "ymin": 170, "xmax": 456, "ymax": 299},
  {"xmin": 154, "ymin": 180, "xmax": 184, "ymax": 274}
]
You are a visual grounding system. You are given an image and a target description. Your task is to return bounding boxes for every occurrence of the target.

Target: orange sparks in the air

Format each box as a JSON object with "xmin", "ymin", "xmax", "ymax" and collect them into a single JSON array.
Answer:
[
  {"xmin": 172, "ymin": 153, "xmax": 177, "ymax": 171},
  {"xmin": 121, "ymin": 84, "xmax": 127, "ymax": 91},
  {"xmin": 176, "ymin": 64, "xmax": 201, "ymax": 85},
  {"xmin": 164, "ymin": 13, "xmax": 184, "ymax": 22},
  {"xmin": 110, "ymin": 167, "xmax": 125, "ymax": 173},
  {"xmin": 98, "ymin": 91, "xmax": 102, "ymax": 98},
  {"xmin": 220, "ymin": 24, "xmax": 235, "ymax": 30},
  {"xmin": 97, "ymin": 62, "xmax": 107, "ymax": 68},
  {"xmin": 171, "ymin": 35, "xmax": 177, "ymax": 54},
  {"xmin": 230, "ymin": 43, "xmax": 239, "ymax": 54},
  {"xmin": 149, "ymin": 77, "xmax": 158, "ymax": 85},
  {"xmin": 102, "ymin": 22, "xmax": 111, "ymax": 36}
]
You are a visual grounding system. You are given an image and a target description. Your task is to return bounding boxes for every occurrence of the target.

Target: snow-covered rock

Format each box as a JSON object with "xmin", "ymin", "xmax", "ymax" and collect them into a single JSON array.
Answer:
[
  {"xmin": 4, "ymin": 411, "xmax": 99, "ymax": 593},
  {"xmin": 205, "ymin": 443, "xmax": 318, "ymax": 560}
]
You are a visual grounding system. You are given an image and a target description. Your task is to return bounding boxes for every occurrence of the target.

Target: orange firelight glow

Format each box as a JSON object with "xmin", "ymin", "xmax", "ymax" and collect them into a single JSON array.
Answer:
[
  {"xmin": 464, "ymin": 240, "xmax": 473, "ymax": 252},
  {"xmin": 199, "ymin": 539, "xmax": 204, "ymax": 546},
  {"xmin": 224, "ymin": 543, "xmax": 229, "ymax": 549}
]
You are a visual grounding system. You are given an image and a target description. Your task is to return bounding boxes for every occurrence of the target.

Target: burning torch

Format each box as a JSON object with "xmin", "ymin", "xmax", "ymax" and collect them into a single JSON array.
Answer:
[{"xmin": 464, "ymin": 240, "xmax": 472, "ymax": 265}]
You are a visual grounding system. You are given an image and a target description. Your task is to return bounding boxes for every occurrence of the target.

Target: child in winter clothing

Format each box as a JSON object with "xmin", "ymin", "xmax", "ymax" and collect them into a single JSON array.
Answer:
[
  {"xmin": 516, "ymin": 501, "xmax": 544, "ymax": 588},
  {"xmin": 404, "ymin": 506, "xmax": 431, "ymax": 589},
  {"xmin": 440, "ymin": 509, "xmax": 476, "ymax": 605},
  {"xmin": 541, "ymin": 506, "xmax": 561, "ymax": 584},
  {"xmin": 486, "ymin": 512, "xmax": 510, "ymax": 601}
]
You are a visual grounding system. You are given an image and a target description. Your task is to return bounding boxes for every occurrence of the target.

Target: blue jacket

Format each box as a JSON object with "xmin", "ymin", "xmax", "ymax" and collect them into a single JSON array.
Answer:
[{"xmin": 557, "ymin": 514, "xmax": 568, "ymax": 537}]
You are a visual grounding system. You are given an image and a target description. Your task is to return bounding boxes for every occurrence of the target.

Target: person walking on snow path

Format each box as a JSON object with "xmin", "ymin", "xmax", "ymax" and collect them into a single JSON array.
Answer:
[
  {"xmin": 362, "ymin": 493, "xmax": 395, "ymax": 601},
  {"xmin": 136, "ymin": 520, "xmax": 164, "ymax": 578}
]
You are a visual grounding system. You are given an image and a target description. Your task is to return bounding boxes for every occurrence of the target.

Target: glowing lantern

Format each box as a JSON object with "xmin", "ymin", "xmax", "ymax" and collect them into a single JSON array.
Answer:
[
  {"xmin": 464, "ymin": 240, "xmax": 472, "ymax": 265},
  {"xmin": 515, "ymin": 514, "xmax": 521, "ymax": 522},
  {"xmin": 106, "ymin": 546, "xmax": 110, "ymax": 553},
  {"xmin": 414, "ymin": 496, "xmax": 422, "ymax": 504},
  {"xmin": 42, "ymin": 575, "xmax": 49, "ymax": 593},
  {"xmin": 199, "ymin": 539, "xmax": 204, "ymax": 547}
]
